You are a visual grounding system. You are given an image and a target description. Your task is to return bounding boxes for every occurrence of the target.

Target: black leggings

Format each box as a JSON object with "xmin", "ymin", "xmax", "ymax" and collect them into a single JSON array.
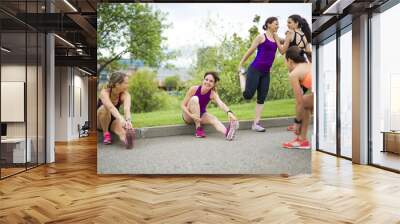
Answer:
[{"xmin": 243, "ymin": 66, "xmax": 270, "ymax": 104}]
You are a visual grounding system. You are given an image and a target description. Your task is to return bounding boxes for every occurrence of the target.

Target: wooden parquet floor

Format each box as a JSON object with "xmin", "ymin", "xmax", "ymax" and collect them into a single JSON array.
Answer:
[{"xmin": 1, "ymin": 134, "xmax": 400, "ymax": 224}]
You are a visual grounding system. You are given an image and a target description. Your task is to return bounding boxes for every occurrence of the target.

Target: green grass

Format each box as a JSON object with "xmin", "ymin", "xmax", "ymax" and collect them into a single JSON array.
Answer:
[{"xmin": 132, "ymin": 98, "xmax": 295, "ymax": 128}]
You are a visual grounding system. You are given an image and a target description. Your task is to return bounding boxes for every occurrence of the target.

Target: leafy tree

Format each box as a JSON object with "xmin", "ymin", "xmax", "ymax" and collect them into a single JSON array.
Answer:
[
  {"xmin": 97, "ymin": 3, "xmax": 171, "ymax": 73},
  {"xmin": 189, "ymin": 15, "xmax": 293, "ymax": 104}
]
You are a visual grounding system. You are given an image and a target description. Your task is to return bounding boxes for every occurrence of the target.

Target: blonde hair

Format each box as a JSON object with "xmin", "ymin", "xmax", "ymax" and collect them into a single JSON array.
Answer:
[{"xmin": 107, "ymin": 72, "xmax": 128, "ymax": 88}]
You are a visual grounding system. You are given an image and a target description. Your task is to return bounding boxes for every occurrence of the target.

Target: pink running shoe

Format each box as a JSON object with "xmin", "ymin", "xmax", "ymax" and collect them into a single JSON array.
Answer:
[
  {"xmin": 282, "ymin": 138, "xmax": 310, "ymax": 149},
  {"xmin": 125, "ymin": 128, "xmax": 135, "ymax": 149},
  {"xmin": 195, "ymin": 127, "xmax": 206, "ymax": 138},
  {"xmin": 103, "ymin": 132, "xmax": 112, "ymax": 145}
]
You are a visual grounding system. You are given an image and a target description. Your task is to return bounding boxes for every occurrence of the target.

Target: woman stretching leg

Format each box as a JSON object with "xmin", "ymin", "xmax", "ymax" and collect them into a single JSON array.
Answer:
[
  {"xmin": 97, "ymin": 72, "xmax": 135, "ymax": 149},
  {"xmin": 181, "ymin": 72, "xmax": 239, "ymax": 140},
  {"xmin": 282, "ymin": 46, "xmax": 313, "ymax": 149},
  {"xmin": 238, "ymin": 17, "xmax": 279, "ymax": 132}
]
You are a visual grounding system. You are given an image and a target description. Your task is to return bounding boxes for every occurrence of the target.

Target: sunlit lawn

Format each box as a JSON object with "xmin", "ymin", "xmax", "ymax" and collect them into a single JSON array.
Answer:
[{"xmin": 132, "ymin": 98, "xmax": 295, "ymax": 128}]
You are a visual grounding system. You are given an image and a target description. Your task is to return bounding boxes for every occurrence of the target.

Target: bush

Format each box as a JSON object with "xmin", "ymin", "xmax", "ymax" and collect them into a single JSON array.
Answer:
[
  {"xmin": 191, "ymin": 45, "xmax": 293, "ymax": 105},
  {"xmin": 189, "ymin": 15, "xmax": 294, "ymax": 105},
  {"xmin": 267, "ymin": 55, "xmax": 294, "ymax": 100},
  {"xmin": 164, "ymin": 75, "xmax": 180, "ymax": 91},
  {"xmin": 129, "ymin": 68, "xmax": 166, "ymax": 112}
]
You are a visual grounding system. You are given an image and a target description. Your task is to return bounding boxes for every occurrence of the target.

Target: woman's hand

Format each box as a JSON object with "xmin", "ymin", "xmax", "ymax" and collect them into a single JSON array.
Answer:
[
  {"xmin": 228, "ymin": 112, "xmax": 237, "ymax": 121},
  {"xmin": 124, "ymin": 121, "xmax": 133, "ymax": 130},
  {"xmin": 238, "ymin": 64, "xmax": 244, "ymax": 74}
]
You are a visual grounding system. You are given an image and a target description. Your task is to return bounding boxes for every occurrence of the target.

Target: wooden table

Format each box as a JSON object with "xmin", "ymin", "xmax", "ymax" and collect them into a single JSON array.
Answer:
[{"xmin": 381, "ymin": 131, "xmax": 400, "ymax": 154}]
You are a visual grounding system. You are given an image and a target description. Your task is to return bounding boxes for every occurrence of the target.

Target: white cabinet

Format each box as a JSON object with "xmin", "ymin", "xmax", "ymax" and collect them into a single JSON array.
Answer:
[{"xmin": 1, "ymin": 138, "xmax": 31, "ymax": 163}]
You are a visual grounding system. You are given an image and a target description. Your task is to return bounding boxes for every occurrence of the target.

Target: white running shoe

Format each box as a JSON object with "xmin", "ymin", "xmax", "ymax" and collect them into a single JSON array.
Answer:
[{"xmin": 251, "ymin": 123, "xmax": 266, "ymax": 132}]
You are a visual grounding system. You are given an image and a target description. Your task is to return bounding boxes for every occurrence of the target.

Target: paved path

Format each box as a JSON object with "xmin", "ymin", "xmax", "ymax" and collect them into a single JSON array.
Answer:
[{"xmin": 98, "ymin": 127, "xmax": 311, "ymax": 175}]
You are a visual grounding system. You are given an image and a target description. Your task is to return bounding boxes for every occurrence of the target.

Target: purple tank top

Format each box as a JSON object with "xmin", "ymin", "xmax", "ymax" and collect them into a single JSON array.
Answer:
[
  {"xmin": 250, "ymin": 33, "xmax": 277, "ymax": 73},
  {"xmin": 194, "ymin": 85, "xmax": 211, "ymax": 117}
]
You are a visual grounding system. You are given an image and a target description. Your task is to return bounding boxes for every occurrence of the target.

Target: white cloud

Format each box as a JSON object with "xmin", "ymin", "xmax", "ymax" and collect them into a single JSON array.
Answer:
[{"xmin": 150, "ymin": 3, "xmax": 311, "ymax": 68}]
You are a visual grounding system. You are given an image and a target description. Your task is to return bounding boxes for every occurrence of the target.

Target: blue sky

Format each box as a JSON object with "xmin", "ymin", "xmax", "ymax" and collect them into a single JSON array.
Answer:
[{"xmin": 150, "ymin": 3, "xmax": 311, "ymax": 68}]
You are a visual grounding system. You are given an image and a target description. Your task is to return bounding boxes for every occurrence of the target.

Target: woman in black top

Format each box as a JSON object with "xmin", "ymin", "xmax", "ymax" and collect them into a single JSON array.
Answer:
[
  {"xmin": 274, "ymin": 14, "xmax": 312, "ymax": 62},
  {"xmin": 274, "ymin": 15, "xmax": 312, "ymax": 134}
]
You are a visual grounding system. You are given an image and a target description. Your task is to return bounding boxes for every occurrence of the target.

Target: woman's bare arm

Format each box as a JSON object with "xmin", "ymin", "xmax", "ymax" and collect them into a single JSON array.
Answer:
[
  {"xmin": 238, "ymin": 35, "xmax": 262, "ymax": 70},
  {"xmin": 211, "ymin": 91, "xmax": 229, "ymax": 113},
  {"xmin": 181, "ymin": 86, "xmax": 198, "ymax": 118},
  {"xmin": 99, "ymin": 89, "xmax": 124, "ymax": 122},
  {"xmin": 275, "ymin": 31, "xmax": 292, "ymax": 55},
  {"xmin": 122, "ymin": 92, "xmax": 132, "ymax": 121},
  {"xmin": 211, "ymin": 91, "xmax": 237, "ymax": 121}
]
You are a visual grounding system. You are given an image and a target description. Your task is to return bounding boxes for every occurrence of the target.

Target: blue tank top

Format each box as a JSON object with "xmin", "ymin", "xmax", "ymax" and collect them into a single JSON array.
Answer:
[{"xmin": 250, "ymin": 33, "xmax": 277, "ymax": 73}]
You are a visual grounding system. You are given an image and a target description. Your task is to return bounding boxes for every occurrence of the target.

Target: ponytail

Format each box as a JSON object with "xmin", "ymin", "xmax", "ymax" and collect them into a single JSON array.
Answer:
[
  {"xmin": 107, "ymin": 71, "xmax": 128, "ymax": 88},
  {"xmin": 289, "ymin": 14, "xmax": 312, "ymax": 43},
  {"xmin": 262, "ymin": 17, "xmax": 278, "ymax": 31},
  {"xmin": 299, "ymin": 18, "xmax": 312, "ymax": 43}
]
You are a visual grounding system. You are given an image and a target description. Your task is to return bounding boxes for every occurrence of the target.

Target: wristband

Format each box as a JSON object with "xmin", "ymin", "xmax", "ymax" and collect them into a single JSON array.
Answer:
[
  {"xmin": 227, "ymin": 110, "xmax": 234, "ymax": 115},
  {"xmin": 294, "ymin": 118, "xmax": 302, "ymax": 124}
]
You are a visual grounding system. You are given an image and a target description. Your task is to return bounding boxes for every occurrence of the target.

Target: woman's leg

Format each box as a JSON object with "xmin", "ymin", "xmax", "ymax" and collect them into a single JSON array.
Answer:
[
  {"xmin": 254, "ymin": 104, "xmax": 264, "ymax": 125},
  {"xmin": 298, "ymin": 93, "xmax": 314, "ymax": 141},
  {"xmin": 182, "ymin": 112, "xmax": 194, "ymax": 125},
  {"xmin": 97, "ymin": 105, "xmax": 111, "ymax": 132},
  {"xmin": 243, "ymin": 67, "xmax": 260, "ymax": 101},
  {"xmin": 185, "ymin": 96, "xmax": 201, "ymax": 129},
  {"xmin": 253, "ymin": 71, "xmax": 270, "ymax": 130},
  {"xmin": 288, "ymin": 86, "xmax": 309, "ymax": 132},
  {"xmin": 110, "ymin": 119, "xmax": 126, "ymax": 143},
  {"xmin": 201, "ymin": 113, "xmax": 227, "ymax": 135},
  {"xmin": 256, "ymin": 72, "xmax": 270, "ymax": 120}
]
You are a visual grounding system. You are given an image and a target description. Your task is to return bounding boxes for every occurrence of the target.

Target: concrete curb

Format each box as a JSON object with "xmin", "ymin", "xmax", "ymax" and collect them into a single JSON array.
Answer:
[
  {"xmin": 139, "ymin": 117, "xmax": 294, "ymax": 138},
  {"xmin": 97, "ymin": 116, "xmax": 314, "ymax": 142}
]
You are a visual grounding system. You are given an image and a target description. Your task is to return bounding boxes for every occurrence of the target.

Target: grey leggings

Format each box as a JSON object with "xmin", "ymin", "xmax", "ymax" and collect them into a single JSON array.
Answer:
[{"xmin": 242, "ymin": 66, "xmax": 270, "ymax": 104}]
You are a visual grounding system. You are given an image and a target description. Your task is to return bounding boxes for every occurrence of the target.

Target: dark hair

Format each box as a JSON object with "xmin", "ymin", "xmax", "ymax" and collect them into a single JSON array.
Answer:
[
  {"xmin": 288, "ymin": 14, "xmax": 311, "ymax": 43},
  {"xmin": 107, "ymin": 71, "xmax": 128, "ymax": 88},
  {"xmin": 285, "ymin": 46, "xmax": 308, "ymax": 63},
  {"xmin": 262, "ymin": 17, "xmax": 278, "ymax": 30},
  {"xmin": 204, "ymin": 71, "xmax": 220, "ymax": 83}
]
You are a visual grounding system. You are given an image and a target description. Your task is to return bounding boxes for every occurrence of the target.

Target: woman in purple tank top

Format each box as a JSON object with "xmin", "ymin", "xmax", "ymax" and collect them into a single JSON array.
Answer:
[
  {"xmin": 238, "ymin": 17, "xmax": 279, "ymax": 132},
  {"xmin": 181, "ymin": 71, "xmax": 239, "ymax": 140}
]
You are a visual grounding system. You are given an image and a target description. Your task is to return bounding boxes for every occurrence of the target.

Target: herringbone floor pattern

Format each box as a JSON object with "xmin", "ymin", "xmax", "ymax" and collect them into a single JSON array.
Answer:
[{"xmin": 1, "ymin": 134, "xmax": 400, "ymax": 224}]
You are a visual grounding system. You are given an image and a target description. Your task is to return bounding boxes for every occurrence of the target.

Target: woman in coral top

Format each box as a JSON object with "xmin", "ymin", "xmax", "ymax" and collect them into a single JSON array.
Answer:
[{"xmin": 282, "ymin": 46, "xmax": 313, "ymax": 149}]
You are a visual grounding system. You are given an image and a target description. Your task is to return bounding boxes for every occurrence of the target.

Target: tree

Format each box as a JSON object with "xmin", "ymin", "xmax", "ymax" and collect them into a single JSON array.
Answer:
[
  {"xmin": 189, "ymin": 15, "xmax": 292, "ymax": 104},
  {"xmin": 97, "ymin": 3, "xmax": 171, "ymax": 73}
]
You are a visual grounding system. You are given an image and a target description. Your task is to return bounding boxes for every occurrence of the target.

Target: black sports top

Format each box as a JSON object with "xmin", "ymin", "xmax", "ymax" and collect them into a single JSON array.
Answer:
[{"xmin": 289, "ymin": 31, "xmax": 307, "ymax": 49}]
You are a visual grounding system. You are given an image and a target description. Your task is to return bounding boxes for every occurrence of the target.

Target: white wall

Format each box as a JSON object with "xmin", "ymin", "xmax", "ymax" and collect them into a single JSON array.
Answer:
[
  {"xmin": 55, "ymin": 67, "xmax": 69, "ymax": 141},
  {"xmin": 54, "ymin": 67, "xmax": 89, "ymax": 141}
]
